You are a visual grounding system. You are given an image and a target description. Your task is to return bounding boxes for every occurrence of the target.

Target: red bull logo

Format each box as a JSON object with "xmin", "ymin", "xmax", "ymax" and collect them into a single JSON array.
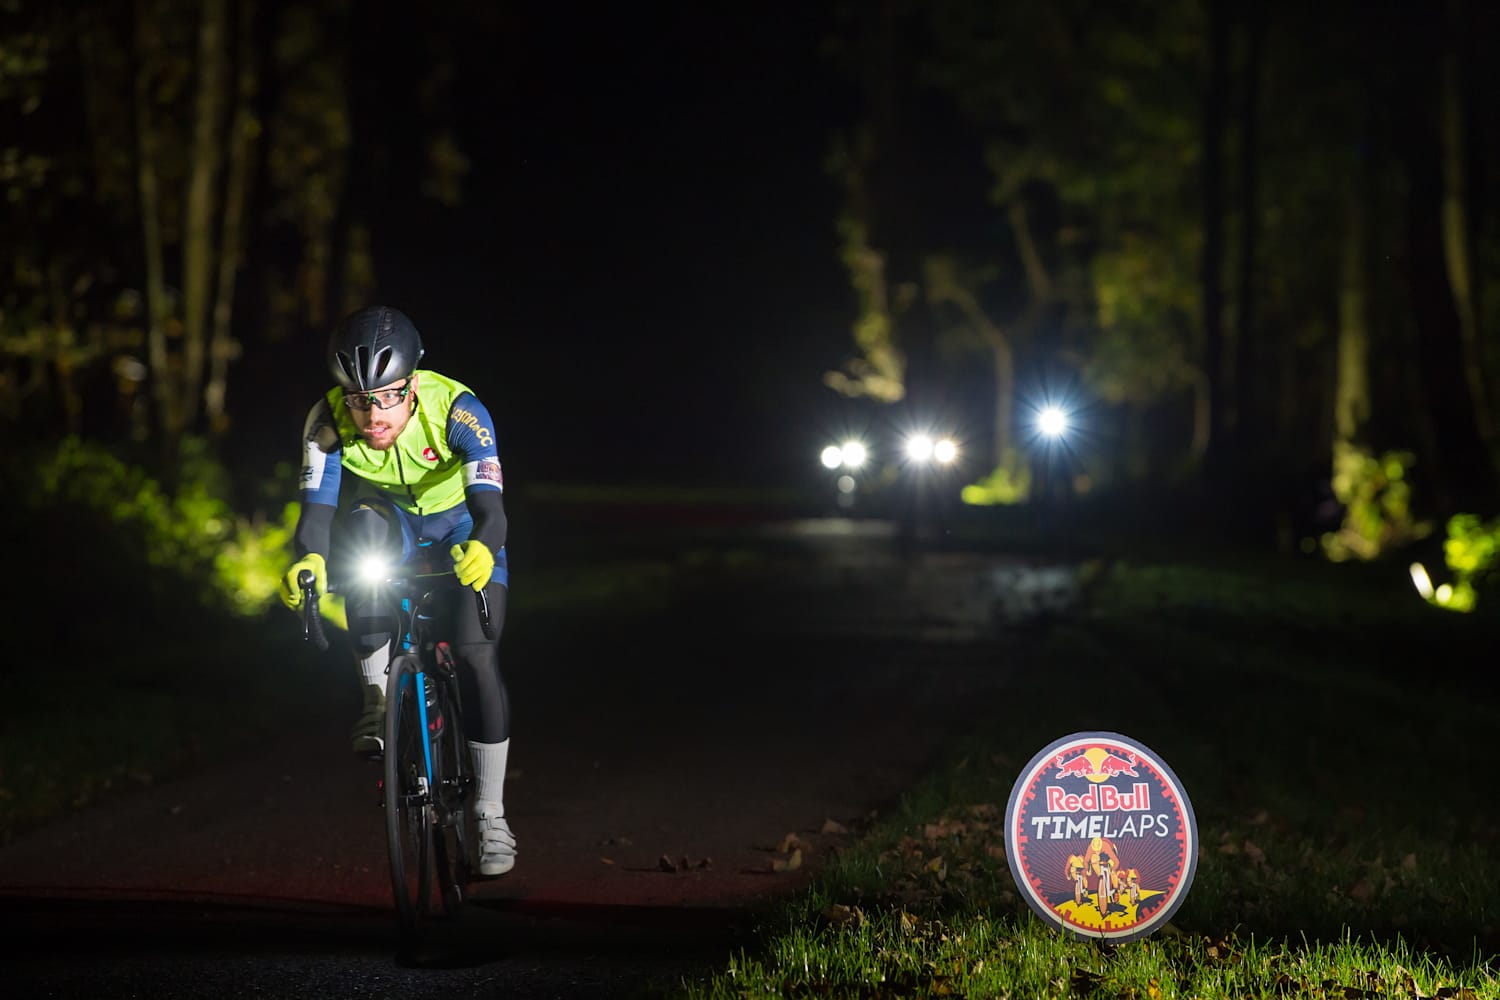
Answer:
[{"xmin": 1005, "ymin": 732, "xmax": 1197, "ymax": 944}]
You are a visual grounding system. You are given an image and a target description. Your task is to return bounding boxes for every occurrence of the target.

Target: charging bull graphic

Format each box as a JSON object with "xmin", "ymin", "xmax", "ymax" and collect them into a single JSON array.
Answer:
[{"xmin": 1007, "ymin": 732, "xmax": 1197, "ymax": 944}]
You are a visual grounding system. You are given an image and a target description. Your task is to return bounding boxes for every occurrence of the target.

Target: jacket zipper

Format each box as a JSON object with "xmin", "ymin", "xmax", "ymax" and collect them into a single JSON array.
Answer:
[{"xmin": 393, "ymin": 444, "xmax": 420, "ymax": 513}]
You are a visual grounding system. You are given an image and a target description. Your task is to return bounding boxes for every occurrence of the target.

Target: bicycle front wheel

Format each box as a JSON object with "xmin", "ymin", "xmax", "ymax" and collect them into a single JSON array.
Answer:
[
  {"xmin": 430, "ymin": 674, "xmax": 472, "ymax": 917},
  {"xmin": 384, "ymin": 653, "xmax": 434, "ymax": 940}
]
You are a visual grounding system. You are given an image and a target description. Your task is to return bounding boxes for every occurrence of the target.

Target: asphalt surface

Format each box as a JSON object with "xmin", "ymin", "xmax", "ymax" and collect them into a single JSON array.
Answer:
[{"xmin": 1, "ymin": 518, "xmax": 1081, "ymax": 998}]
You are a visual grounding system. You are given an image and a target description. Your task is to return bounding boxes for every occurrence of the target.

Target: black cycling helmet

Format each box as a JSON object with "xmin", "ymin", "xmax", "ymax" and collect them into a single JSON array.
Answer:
[{"xmin": 327, "ymin": 305, "xmax": 426, "ymax": 392}]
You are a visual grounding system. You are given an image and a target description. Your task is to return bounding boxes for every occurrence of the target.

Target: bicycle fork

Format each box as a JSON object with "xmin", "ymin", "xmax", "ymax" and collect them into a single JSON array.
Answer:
[{"xmin": 376, "ymin": 669, "xmax": 438, "ymax": 810}]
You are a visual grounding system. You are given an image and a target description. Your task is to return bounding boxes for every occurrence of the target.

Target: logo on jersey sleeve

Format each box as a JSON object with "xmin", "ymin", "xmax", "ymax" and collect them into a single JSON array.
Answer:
[
  {"xmin": 465, "ymin": 457, "xmax": 503, "ymax": 489},
  {"xmin": 422, "ymin": 447, "xmax": 439, "ymax": 462},
  {"xmin": 452, "ymin": 406, "xmax": 495, "ymax": 447}
]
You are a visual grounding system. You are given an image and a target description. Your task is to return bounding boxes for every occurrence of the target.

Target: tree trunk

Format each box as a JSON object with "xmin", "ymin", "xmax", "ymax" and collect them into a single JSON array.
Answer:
[
  {"xmin": 182, "ymin": 0, "xmax": 229, "ymax": 433},
  {"xmin": 132, "ymin": 0, "xmax": 178, "ymax": 462},
  {"xmin": 1439, "ymin": 0, "xmax": 1496, "ymax": 475},
  {"xmin": 1335, "ymin": 190, "xmax": 1370, "ymax": 445},
  {"xmin": 1232, "ymin": 1, "xmax": 1265, "ymax": 448},
  {"xmin": 206, "ymin": 0, "xmax": 258, "ymax": 434},
  {"xmin": 1200, "ymin": 0, "xmax": 1229, "ymax": 481}
]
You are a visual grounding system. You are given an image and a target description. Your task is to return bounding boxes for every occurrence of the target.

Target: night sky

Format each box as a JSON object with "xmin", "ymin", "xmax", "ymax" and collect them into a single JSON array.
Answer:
[{"xmin": 261, "ymin": 6, "xmax": 862, "ymax": 489}]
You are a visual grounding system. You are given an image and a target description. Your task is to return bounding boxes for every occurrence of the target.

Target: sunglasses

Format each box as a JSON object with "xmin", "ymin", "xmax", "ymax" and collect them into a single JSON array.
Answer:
[{"xmin": 342, "ymin": 378, "xmax": 413, "ymax": 411}]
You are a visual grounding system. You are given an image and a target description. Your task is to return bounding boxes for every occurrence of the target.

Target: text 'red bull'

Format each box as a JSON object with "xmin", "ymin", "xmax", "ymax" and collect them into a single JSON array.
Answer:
[
  {"xmin": 1030, "ymin": 782, "xmax": 1170, "ymax": 840},
  {"xmin": 1046, "ymin": 783, "xmax": 1152, "ymax": 813}
]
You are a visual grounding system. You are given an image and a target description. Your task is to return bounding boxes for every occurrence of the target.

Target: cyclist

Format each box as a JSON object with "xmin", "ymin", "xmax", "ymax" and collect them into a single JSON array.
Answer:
[{"xmin": 278, "ymin": 304, "xmax": 517, "ymax": 877}]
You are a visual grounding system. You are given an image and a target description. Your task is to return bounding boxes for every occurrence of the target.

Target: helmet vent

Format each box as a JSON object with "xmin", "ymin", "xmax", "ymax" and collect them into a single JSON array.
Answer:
[{"xmin": 371, "ymin": 346, "xmax": 395, "ymax": 382}]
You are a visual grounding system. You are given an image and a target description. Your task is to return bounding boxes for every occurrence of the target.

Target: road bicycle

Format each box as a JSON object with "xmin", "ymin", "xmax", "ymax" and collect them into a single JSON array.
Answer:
[{"xmin": 298, "ymin": 549, "xmax": 495, "ymax": 943}]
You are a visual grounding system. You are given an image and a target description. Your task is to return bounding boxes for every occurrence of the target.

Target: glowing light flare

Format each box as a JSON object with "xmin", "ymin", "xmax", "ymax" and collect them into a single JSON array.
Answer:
[
  {"xmin": 1037, "ymin": 406, "xmax": 1069, "ymax": 439},
  {"xmin": 1409, "ymin": 562, "xmax": 1434, "ymax": 600},
  {"xmin": 356, "ymin": 554, "xmax": 391, "ymax": 585},
  {"xmin": 839, "ymin": 440, "xmax": 867, "ymax": 469},
  {"xmin": 820, "ymin": 445, "xmax": 843, "ymax": 469},
  {"xmin": 904, "ymin": 434, "xmax": 959, "ymax": 465}
]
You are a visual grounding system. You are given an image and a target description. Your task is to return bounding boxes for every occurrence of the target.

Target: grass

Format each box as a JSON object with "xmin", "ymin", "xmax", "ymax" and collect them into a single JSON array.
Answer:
[{"xmin": 673, "ymin": 550, "xmax": 1500, "ymax": 999}]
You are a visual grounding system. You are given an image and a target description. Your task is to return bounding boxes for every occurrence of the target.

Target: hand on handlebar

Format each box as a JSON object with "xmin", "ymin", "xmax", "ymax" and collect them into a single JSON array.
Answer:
[
  {"xmin": 280, "ymin": 552, "xmax": 327, "ymax": 610},
  {"xmin": 450, "ymin": 540, "xmax": 494, "ymax": 592}
]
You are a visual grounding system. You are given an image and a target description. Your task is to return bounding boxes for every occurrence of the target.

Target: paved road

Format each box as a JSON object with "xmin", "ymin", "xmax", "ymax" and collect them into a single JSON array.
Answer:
[{"xmin": 2, "ymin": 520, "xmax": 1081, "ymax": 998}]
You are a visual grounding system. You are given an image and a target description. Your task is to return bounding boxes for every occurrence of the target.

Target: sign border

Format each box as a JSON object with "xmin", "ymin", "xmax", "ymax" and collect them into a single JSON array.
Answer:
[{"xmin": 1004, "ymin": 730, "xmax": 1198, "ymax": 943}]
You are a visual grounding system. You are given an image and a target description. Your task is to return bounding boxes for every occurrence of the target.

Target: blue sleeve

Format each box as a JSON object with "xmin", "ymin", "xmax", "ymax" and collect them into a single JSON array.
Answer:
[
  {"xmin": 293, "ymin": 399, "xmax": 342, "ymax": 556},
  {"xmin": 298, "ymin": 398, "xmax": 344, "ymax": 507},
  {"xmin": 447, "ymin": 391, "xmax": 503, "ymax": 494}
]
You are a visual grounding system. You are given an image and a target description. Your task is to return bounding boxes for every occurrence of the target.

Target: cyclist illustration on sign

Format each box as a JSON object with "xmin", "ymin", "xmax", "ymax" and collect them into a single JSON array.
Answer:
[
  {"xmin": 278, "ymin": 305, "xmax": 517, "ymax": 878},
  {"xmin": 1084, "ymin": 836, "xmax": 1121, "ymax": 913}
]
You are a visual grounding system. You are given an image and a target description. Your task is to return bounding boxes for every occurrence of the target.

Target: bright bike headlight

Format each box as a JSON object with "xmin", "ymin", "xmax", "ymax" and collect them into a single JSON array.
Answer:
[{"xmin": 356, "ymin": 554, "xmax": 391, "ymax": 585}]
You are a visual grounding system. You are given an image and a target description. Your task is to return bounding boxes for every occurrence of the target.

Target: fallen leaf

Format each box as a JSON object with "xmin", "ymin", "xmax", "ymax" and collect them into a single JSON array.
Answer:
[
  {"xmin": 778, "ymin": 832, "xmax": 811, "ymax": 854},
  {"xmin": 821, "ymin": 903, "xmax": 864, "ymax": 927},
  {"xmin": 600, "ymin": 857, "xmax": 614, "ymax": 865},
  {"xmin": 820, "ymin": 818, "xmax": 849, "ymax": 835},
  {"xmin": 658, "ymin": 855, "xmax": 678, "ymax": 873},
  {"xmin": 771, "ymin": 848, "xmax": 802, "ymax": 873},
  {"xmin": 1401, "ymin": 853, "xmax": 1417, "ymax": 872},
  {"xmin": 1243, "ymin": 840, "xmax": 1266, "ymax": 865}
]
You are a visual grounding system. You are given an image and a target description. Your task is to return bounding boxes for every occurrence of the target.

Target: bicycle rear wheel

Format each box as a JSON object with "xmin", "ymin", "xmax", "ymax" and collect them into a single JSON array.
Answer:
[
  {"xmin": 384, "ymin": 653, "xmax": 434, "ymax": 940},
  {"xmin": 429, "ymin": 672, "xmax": 473, "ymax": 916}
]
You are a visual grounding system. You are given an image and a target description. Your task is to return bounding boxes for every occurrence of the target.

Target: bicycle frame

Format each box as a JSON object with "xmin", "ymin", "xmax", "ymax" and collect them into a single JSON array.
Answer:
[{"xmin": 299, "ymin": 552, "xmax": 494, "ymax": 943}]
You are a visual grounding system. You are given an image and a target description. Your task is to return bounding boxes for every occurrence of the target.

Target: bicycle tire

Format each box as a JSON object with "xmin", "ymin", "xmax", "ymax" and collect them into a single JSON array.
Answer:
[
  {"xmin": 384, "ymin": 652, "xmax": 434, "ymax": 940},
  {"xmin": 429, "ymin": 675, "xmax": 472, "ymax": 916}
]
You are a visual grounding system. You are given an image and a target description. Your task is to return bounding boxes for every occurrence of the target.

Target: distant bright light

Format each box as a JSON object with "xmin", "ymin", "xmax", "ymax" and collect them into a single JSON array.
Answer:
[
  {"xmin": 1409, "ymin": 562, "xmax": 1434, "ymax": 600},
  {"xmin": 839, "ymin": 440, "xmax": 867, "ymax": 469},
  {"xmin": 905, "ymin": 434, "xmax": 935, "ymax": 462},
  {"xmin": 933, "ymin": 438, "xmax": 958, "ymax": 464},
  {"xmin": 1038, "ymin": 406, "xmax": 1069, "ymax": 438},
  {"xmin": 837, "ymin": 474, "xmax": 856, "ymax": 494},
  {"xmin": 820, "ymin": 445, "xmax": 843, "ymax": 469}
]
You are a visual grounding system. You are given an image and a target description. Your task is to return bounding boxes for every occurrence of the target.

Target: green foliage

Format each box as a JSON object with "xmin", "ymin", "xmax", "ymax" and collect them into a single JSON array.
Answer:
[
  {"xmin": 28, "ymin": 435, "xmax": 294, "ymax": 615},
  {"xmin": 1432, "ymin": 512, "xmax": 1500, "ymax": 613},
  {"xmin": 960, "ymin": 450, "xmax": 1031, "ymax": 506},
  {"xmin": 1320, "ymin": 443, "xmax": 1431, "ymax": 562}
]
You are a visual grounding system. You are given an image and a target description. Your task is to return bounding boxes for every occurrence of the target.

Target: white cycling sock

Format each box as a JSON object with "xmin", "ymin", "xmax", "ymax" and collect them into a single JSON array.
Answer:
[
  {"xmin": 359, "ymin": 644, "xmax": 390, "ymax": 700},
  {"xmin": 470, "ymin": 738, "xmax": 509, "ymax": 811}
]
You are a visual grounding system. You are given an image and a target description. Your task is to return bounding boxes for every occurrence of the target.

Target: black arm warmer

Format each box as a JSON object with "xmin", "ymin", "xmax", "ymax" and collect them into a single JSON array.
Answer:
[
  {"xmin": 466, "ymin": 488, "xmax": 508, "ymax": 553},
  {"xmin": 293, "ymin": 501, "xmax": 337, "ymax": 558}
]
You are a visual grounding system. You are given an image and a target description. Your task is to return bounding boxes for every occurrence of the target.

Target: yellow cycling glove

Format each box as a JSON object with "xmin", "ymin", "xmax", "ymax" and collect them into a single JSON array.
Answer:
[
  {"xmin": 451, "ymin": 540, "xmax": 495, "ymax": 591},
  {"xmin": 280, "ymin": 552, "xmax": 327, "ymax": 610}
]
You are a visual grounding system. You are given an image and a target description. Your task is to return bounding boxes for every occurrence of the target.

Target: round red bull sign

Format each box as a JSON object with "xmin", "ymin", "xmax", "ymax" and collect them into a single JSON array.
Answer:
[{"xmin": 1005, "ymin": 732, "xmax": 1197, "ymax": 943}]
